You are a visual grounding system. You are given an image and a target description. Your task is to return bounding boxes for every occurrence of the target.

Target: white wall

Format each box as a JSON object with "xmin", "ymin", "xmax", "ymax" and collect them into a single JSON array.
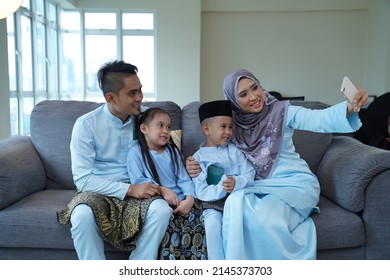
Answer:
[{"xmin": 200, "ymin": 0, "xmax": 378, "ymax": 105}]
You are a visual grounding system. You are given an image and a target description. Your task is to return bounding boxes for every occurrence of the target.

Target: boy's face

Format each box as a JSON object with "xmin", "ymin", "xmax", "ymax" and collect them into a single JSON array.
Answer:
[
  {"xmin": 106, "ymin": 74, "xmax": 143, "ymax": 122},
  {"xmin": 202, "ymin": 116, "xmax": 233, "ymax": 147}
]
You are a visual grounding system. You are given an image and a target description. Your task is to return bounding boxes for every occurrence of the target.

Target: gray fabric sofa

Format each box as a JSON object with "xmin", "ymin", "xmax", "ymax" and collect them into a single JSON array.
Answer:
[{"xmin": 0, "ymin": 100, "xmax": 390, "ymax": 260}]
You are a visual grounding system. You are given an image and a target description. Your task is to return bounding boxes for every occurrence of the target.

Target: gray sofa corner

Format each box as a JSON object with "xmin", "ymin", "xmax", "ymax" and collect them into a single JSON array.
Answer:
[{"xmin": 0, "ymin": 99, "xmax": 390, "ymax": 260}]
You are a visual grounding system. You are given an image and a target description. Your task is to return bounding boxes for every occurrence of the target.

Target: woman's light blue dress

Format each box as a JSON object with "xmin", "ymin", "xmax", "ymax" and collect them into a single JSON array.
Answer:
[{"xmin": 222, "ymin": 101, "xmax": 361, "ymax": 259}]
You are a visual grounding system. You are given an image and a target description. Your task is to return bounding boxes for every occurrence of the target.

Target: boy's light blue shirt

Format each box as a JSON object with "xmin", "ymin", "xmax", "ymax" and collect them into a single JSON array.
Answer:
[
  {"xmin": 70, "ymin": 103, "xmax": 146, "ymax": 200},
  {"xmin": 192, "ymin": 142, "xmax": 255, "ymax": 201}
]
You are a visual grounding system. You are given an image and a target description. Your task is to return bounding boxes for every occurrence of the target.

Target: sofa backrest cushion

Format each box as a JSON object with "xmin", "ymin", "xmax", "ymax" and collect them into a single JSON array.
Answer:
[
  {"xmin": 30, "ymin": 101, "xmax": 102, "ymax": 190},
  {"xmin": 30, "ymin": 100, "xmax": 182, "ymax": 190},
  {"xmin": 181, "ymin": 100, "xmax": 331, "ymax": 174},
  {"xmin": 290, "ymin": 100, "xmax": 332, "ymax": 173},
  {"xmin": 181, "ymin": 101, "xmax": 205, "ymax": 159}
]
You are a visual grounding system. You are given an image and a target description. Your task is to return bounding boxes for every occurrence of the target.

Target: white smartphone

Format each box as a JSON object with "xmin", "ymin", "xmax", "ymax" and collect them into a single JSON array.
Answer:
[{"xmin": 340, "ymin": 76, "xmax": 358, "ymax": 104}]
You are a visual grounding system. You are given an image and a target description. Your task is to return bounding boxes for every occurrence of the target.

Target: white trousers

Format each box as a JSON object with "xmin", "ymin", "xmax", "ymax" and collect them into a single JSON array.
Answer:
[
  {"xmin": 203, "ymin": 209, "xmax": 224, "ymax": 260},
  {"xmin": 70, "ymin": 198, "xmax": 172, "ymax": 260}
]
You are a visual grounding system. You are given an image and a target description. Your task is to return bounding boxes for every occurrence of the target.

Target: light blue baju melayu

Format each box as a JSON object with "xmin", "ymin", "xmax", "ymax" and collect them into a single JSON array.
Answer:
[
  {"xmin": 192, "ymin": 142, "xmax": 255, "ymax": 259},
  {"xmin": 68, "ymin": 104, "xmax": 172, "ymax": 260},
  {"xmin": 222, "ymin": 101, "xmax": 362, "ymax": 259}
]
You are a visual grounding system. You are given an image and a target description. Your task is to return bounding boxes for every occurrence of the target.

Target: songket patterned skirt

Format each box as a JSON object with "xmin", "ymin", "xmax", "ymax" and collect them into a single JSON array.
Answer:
[
  {"xmin": 57, "ymin": 191, "xmax": 157, "ymax": 252},
  {"xmin": 158, "ymin": 200, "xmax": 207, "ymax": 260}
]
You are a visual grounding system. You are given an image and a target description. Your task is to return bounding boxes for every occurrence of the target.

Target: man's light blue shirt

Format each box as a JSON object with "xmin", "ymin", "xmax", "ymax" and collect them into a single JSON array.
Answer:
[{"xmin": 70, "ymin": 103, "xmax": 143, "ymax": 199}]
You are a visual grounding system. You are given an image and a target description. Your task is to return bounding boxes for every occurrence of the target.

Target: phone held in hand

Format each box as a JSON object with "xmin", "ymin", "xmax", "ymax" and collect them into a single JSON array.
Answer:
[{"xmin": 340, "ymin": 76, "xmax": 358, "ymax": 104}]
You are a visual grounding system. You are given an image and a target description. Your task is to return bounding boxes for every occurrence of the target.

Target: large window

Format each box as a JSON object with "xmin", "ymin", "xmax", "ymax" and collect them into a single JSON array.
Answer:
[{"xmin": 7, "ymin": 0, "xmax": 155, "ymax": 135}]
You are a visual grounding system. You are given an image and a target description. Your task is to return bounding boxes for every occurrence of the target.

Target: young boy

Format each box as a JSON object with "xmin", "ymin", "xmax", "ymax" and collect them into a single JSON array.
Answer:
[{"xmin": 192, "ymin": 100, "xmax": 255, "ymax": 260}]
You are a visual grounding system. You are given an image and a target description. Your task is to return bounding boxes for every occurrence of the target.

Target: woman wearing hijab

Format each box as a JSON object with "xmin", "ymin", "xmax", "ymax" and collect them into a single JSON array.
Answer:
[{"xmin": 187, "ymin": 69, "xmax": 369, "ymax": 259}]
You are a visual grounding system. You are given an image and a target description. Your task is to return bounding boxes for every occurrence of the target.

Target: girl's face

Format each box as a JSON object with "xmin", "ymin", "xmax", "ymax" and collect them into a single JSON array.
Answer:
[
  {"xmin": 203, "ymin": 116, "xmax": 233, "ymax": 147},
  {"xmin": 141, "ymin": 112, "xmax": 171, "ymax": 152},
  {"xmin": 236, "ymin": 77, "xmax": 265, "ymax": 113}
]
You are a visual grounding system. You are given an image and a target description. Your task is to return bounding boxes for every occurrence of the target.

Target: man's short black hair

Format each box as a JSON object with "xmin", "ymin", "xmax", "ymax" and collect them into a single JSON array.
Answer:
[{"xmin": 97, "ymin": 60, "xmax": 138, "ymax": 96}]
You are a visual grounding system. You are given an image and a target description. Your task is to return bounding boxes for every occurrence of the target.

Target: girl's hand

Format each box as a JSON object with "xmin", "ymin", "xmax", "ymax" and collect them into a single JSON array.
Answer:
[
  {"xmin": 222, "ymin": 175, "xmax": 236, "ymax": 193},
  {"xmin": 173, "ymin": 196, "xmax": 195, "ymax": 216},
  {"xmin": 347, "ymin": 88, "xmax": 369, "ymax": 114},
  {"xmin": 160, "ymin": 186, "xmax": 180, "ymax": 207}
]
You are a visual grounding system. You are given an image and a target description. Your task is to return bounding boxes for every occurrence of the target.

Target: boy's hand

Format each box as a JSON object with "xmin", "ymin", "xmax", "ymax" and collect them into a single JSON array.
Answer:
[
  {"xmin": 222, "ymin": 175, "xmax": 236, "ymax": 193},
  {"xmin": 173, "ymin": 196, "xmax": 195, "ymax": 216}
]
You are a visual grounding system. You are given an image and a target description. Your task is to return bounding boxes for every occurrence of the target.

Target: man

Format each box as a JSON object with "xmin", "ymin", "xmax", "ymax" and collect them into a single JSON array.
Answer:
[{"xmin": 58, "ymin": 60, "xmax": 172, "ymax": 260}]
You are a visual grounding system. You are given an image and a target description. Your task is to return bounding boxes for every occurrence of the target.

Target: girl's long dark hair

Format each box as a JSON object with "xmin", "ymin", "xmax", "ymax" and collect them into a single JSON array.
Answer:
[{"xmin": 135, "ymin": 108, "xmax": 184, "ymax": 186}]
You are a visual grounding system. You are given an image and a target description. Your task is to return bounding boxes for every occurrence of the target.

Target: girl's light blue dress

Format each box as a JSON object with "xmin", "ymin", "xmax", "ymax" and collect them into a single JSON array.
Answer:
[{"xmin": 127, "ymin": 144, "xmax": 206, "ymax": 259}]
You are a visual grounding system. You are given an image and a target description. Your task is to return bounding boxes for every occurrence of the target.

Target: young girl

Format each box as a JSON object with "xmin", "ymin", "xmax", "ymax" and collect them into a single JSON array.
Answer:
[{"xmin": 127, "ymin": 107, "xmax": 206, "ymax": 260}]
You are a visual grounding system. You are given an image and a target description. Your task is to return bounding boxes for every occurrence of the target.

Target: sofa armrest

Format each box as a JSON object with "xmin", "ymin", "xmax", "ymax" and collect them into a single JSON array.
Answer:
[
  {"xmin": 363, "ymin": 169, "xmax": 390, "ymax": 259},
  {"xmin": 316, "ymin": 136, "xmax": 390, "ymax": 213},
  {"xmin": 0, "ymin": 136, "xmax": 46, "ymax": 209}
]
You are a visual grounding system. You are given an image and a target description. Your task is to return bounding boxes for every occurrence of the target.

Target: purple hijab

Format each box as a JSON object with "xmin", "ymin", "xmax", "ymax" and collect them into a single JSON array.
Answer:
[{"xmin": 223, "ymin": 69, "xmax": 287, "ymax": 179}]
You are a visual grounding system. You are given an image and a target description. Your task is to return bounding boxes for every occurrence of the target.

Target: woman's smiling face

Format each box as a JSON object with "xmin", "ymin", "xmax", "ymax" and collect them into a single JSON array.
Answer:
[{"xmin": 236, "ymin": 77, "xmax": 265, "ymax": 113}]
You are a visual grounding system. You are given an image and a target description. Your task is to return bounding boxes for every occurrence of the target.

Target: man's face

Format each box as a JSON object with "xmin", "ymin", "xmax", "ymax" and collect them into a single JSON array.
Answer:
[{"xmin": 107, "ymin": 74, "xmax": 143, "ymax": 122}]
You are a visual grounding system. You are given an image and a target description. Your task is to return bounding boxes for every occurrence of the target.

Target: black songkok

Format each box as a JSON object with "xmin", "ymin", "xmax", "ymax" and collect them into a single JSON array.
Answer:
[{"xmin": 198, "ymin": 100, "xmax": 232, "ymax": 123}]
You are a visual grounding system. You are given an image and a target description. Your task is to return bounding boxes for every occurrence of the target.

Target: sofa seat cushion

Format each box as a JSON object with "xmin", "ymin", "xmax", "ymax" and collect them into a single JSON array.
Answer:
[
  {"xmin": 312, "ymin": 195, "xmax": 365, "ymax": 250},
  {"xmin": 0, "ymin": 190, "xmax": 141, "ymax": 254},
  {"xmin": 0, "ymin": 190, "xmax": 76, "ymax": 249},
  {"xmin": 0, "ymin": 189, "xmax": 365, "ymax": 255}
]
